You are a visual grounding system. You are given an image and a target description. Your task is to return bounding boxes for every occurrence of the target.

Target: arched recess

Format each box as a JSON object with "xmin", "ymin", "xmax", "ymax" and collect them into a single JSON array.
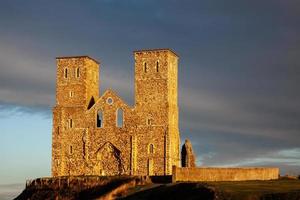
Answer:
[
  {"xmin": 148, "ymin": 144, "xmax": 154, "ymax": 154},
  {"xmin": 95, "ymin": 142, "xmax": 124, "ymax": 176},
  {"xmin": 147, "ymin": 158, "xmax": 153, "ymax": 176},
  {"xmin": 116, "ymin": 108, "xmax": 124, "ymax": 127},
  {"xmin": 76, "ymin": 67, "xmax": 80, "ymax": 78}
]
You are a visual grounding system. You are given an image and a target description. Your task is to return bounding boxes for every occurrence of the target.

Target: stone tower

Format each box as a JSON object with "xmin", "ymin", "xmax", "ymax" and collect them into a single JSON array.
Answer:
[
  {"xmin": 52, "ymin": 56, "xmax": 99, "ymax": 176},
  {"xmin": 134, "ymin": 49, "xmax": 180, "ymax": 175},
  {"xmin": 55, "ymin": 56, "xmax": 99, "ymax": 108}
]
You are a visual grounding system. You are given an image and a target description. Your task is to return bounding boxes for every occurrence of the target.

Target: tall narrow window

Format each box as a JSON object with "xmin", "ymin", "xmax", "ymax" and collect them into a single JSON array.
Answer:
[
  {"xmin": 76, "ymin": 67, "xmax": 80, "ymax": 78},
  {"xmin": 64, "ymin": 68, "xmax": 68, "ymax": 78},
  {"xmin": 156, "ymin": 61, "xmax": 159, "ymax": 72},
  {"xmin": 144, "ymin": 62, "xmax": 147, "ymax": 73},
  {"xmin": 149, "ymin": 144, "xmax": 154, "ymax": 154},
  {"xmin": 116, "ymin": 108, "xmax": 124, "ymax": 127},
  {"xmin": 68, "ymin": 119, "xmax": 73, "ymax": 128},
  {"xmin": 97, "ymin": 110, "xmax": 103, "ymax": 128},
  {"xmin": 69, "ymin": 145, "xmax": 73, "ymax": 154},
  {"xmin": 82, "ymin": 131, "xmax": 86, "ymax": 158}
]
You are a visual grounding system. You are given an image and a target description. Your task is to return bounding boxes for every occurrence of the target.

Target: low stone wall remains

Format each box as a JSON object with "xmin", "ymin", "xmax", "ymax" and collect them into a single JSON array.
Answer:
[
  {"xmin": 25, "ymin": 175, "xmax": 150, "ymax": 190},
  {"xmin": 172, "ymin": 166, "xmax": 279, "ymax": 182}
]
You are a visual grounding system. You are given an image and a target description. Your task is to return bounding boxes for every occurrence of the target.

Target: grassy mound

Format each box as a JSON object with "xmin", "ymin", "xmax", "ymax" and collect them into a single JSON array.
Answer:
[{"xmin": 15, "ymin": 177, "xmax": 300, "ymax": 200}]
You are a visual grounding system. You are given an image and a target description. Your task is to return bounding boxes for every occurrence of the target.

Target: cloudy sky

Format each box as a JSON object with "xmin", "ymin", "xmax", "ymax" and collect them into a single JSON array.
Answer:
[{"xmin": 1, "ymin": 0, "xmax": 300, "ymax": 189}]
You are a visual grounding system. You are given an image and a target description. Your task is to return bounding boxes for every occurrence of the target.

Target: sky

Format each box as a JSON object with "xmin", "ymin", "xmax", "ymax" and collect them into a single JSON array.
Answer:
[{"xmin": 1, "ymin": 0, "xmax": 300, "ymax": 188}]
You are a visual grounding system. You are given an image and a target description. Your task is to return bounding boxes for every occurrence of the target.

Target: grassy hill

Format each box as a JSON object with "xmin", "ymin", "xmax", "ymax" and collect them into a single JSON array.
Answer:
[
  {"xmin": 122, "ymin": 180, "xmax": 300, "ymax": 200},
  {"xmin": 15, "ymin": 176, "xmax": 300, "ymax": 200}
]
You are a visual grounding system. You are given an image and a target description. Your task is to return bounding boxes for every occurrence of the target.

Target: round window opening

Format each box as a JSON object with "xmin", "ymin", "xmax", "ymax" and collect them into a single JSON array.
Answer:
[{"xmin": 107, "ymin": 97, "xmax": 113, "ymax": 105}]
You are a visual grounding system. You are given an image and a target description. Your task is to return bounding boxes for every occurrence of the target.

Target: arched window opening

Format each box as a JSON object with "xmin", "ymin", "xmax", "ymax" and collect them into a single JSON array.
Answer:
[
  {"xmin": 144, "ymin": 62, "xmax": 147, "ymax": 73},
  {"xmin": 149, "ymin": 144, "xmax": 154, "ymax": 154},
  {"xmin": 76, "ymin": 67, "xmax": 80, "ymax": 78},
  {"xmin": 116, "ymin": 108, "xmax": 124, "ymax": 127},
  {"xmin": 64, "ymin": 68, "xmax": 68, "ymax": 78},
  {"xmin": 156, "ymin": 61, "xmax": 159, "ymax": 72},
  {"xmin": 97, "ymin": 110, "xmax": 103, "ymax": 128}
]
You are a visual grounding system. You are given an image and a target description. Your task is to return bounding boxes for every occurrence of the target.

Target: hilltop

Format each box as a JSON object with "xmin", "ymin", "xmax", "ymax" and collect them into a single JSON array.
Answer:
[{"xmin": 15, "ymin": 176, "xmax": 300, "ymax": 200}]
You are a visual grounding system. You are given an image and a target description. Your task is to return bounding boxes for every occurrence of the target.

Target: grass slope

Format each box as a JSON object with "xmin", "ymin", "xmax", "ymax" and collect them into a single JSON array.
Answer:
[{"xmin": 15, "ymin": 178, "xmax": 300, "ymax": 200}]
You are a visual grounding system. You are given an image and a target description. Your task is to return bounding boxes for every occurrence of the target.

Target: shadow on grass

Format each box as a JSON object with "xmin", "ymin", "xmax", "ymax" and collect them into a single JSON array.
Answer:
[{"xmin": 122, "ymin": 183, "xmax": 215, "ymax": 200}]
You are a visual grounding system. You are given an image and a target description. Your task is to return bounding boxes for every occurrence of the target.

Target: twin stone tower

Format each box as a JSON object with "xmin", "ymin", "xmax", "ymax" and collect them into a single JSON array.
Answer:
[
  {"xmin": 52, "ymin": 48, "xmax": 279, "ymax": 181},
  {"xmin": 52, "ymin": 49, "xmax": 189, "ymax": 177}
]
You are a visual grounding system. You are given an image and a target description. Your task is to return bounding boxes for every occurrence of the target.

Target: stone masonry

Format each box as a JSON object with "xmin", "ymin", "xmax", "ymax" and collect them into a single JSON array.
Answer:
[
  {"xmin": 181, "ymin": 139, "xmax": 196, "ymax": 167},
  {"xmin": 52, "ymin": 49, "xmax": 181, "ymax": 176},
  {"xmin": 172, "ymin": 166, "xmax": 279, "ymax": 182}
]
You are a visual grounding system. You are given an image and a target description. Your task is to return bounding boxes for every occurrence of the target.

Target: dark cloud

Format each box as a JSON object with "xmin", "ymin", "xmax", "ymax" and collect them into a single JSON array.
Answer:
[{"xmin": 0, "ymin": 0, "xmax": 299, "ymax": 174}]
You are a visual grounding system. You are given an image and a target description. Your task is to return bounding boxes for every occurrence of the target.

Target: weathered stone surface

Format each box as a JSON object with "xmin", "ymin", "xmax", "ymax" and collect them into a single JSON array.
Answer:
[
  {"xmin": 52, "ymin": 49, "xmax": 181, "ymax": 177},
  {"xmin": 181, "ymin": 139, "xmax": 196, "ymax": 167},
  {"xmin": 172, "ymin": 166, "xmax": 279, "ymax": 182}
]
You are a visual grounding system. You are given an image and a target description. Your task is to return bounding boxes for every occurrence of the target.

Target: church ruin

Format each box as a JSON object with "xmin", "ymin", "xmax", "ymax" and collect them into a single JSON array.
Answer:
[
  {"xmin": 52, "ymin": 49, "xmax": 180, "ymax": 176},
  {"xmin": 52, "ymin": 48, "xmax": 279, "ymax": 181}
]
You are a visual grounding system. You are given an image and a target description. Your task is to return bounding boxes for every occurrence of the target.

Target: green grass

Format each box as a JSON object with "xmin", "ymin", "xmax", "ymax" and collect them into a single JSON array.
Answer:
[{"xmin": 208, "ymin": 179, "xmax": 300, "ymax": 200}]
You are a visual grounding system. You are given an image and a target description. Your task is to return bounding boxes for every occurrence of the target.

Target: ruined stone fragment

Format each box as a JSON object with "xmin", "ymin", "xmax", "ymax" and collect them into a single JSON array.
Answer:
[{"xmin": 181, "ymin": 139, "xmax": 196, "ymax": 167}]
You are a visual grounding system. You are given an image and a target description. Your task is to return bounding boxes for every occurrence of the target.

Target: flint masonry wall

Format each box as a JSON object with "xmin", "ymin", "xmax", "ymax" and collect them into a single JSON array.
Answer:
[
  {"xmin": 172, "ymin": 166, "xmax": 279, "ymax": 182},
  {"xmin": 52, "ymin": 50, "xmax": 181, "ymax": 177},
  {"xmin": 134, "ymin": 49, "xmax": 180, "ymax": 175}
]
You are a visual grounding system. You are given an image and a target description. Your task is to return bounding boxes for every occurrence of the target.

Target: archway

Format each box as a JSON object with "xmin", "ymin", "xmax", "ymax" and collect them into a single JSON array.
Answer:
[{"xmin": 95, "ymin": 142, "xmax": 124, "ymax": 175}]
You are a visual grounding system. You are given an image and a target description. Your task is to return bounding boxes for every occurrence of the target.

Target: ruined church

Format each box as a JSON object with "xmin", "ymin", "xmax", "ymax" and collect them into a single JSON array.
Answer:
[{"xmin": 52, "ymin": 49, "xmax": 181, "ymax": 176}]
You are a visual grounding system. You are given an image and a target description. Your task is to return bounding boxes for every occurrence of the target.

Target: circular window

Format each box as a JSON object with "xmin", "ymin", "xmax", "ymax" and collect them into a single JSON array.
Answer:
[{"xmin": 106, "ymin": 97, "xmax": 113, "ymax": 105}]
